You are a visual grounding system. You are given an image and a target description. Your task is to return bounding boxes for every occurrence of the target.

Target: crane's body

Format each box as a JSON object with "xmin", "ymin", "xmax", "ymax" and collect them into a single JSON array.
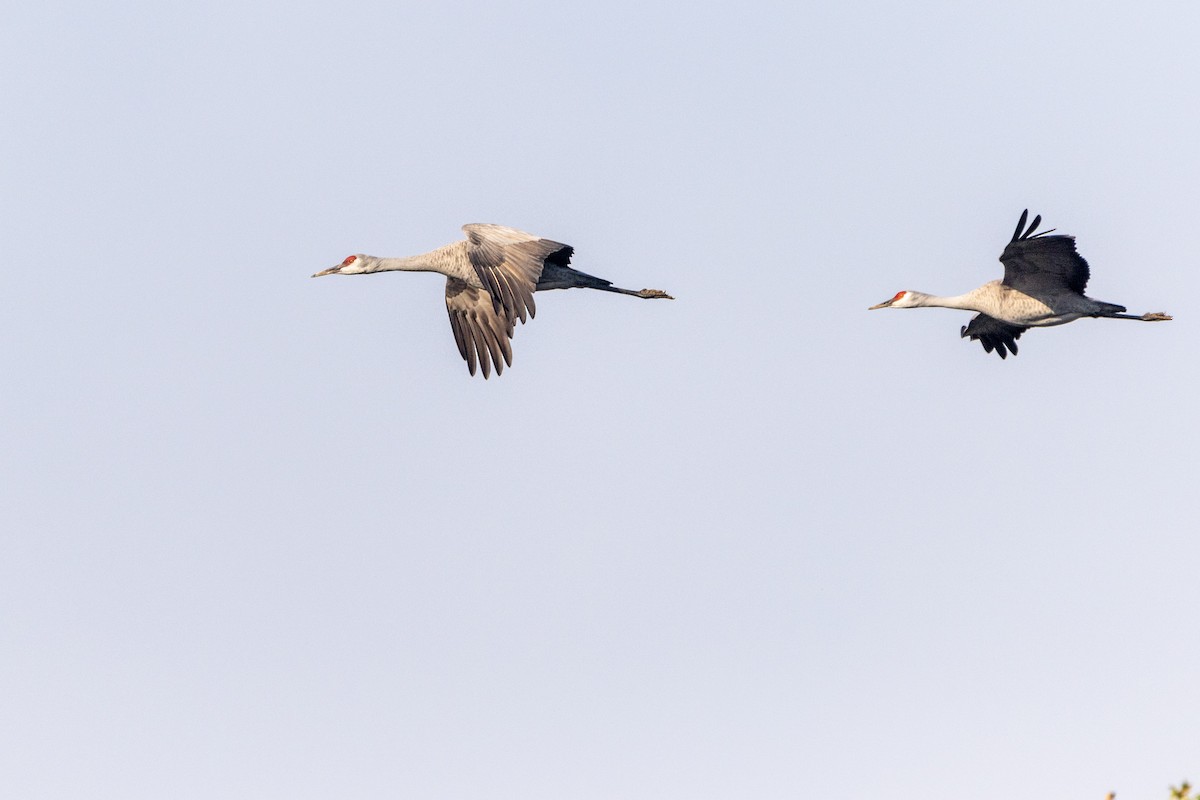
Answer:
[
  {"xmin": 891, "ymin": 280, "xmax": 1127, "ymax": 327},
  {"xmin": 870, "ymin": 210, "xmax": 1171, "ymax": 358},
  {"xmin": 313, "ymin": 224, "xmax": 672, "ymax": 377}
]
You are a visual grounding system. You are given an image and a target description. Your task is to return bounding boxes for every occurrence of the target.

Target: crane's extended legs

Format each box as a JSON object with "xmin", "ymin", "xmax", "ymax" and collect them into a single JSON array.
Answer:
[
  {"xmin": 598, "ymin": 286, "xmax": 674, "ymax": 299},
  {"xmin": 1101, "ymin": 311, "xmax": 1173, "ymax": 321}
]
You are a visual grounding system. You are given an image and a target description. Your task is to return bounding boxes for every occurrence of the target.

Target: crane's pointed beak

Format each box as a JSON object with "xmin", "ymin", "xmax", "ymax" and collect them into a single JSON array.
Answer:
[
  {"xmin": 312, "ymin": 265, "xmax": 341, "ymax": 278},
  {"xmin": 868, "ymin": 299, "xmax": 894, "ymax": 310}
]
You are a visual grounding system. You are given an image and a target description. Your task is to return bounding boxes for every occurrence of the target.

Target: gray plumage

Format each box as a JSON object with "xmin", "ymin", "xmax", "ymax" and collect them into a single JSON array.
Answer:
[{"xmin": 313, "ymin": 224, "xmax": 673, "ymax": 377}]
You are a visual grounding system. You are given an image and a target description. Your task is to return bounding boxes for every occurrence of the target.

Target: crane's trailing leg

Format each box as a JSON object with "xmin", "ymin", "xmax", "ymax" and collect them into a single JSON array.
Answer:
[
  {"xmin": 1098, "ymin": 311, "xmax": 1173, "ymax": 321},
  {"xmin": 577, "ymin": 283, "xmax": 673, "ymax": 299},
  {"xmin": 586, "ymin": 284, "xmax": 673, "ymax": 299}
]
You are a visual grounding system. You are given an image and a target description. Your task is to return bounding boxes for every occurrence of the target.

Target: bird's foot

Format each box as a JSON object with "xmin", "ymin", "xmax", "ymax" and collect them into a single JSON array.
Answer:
[
  {"xmin": 1141, "ymin": 312, "xmax": 1172, "ymax": 321},
  {"xmin": 637, "ymin": 288, "xmax": 674, "ymax": 299}
]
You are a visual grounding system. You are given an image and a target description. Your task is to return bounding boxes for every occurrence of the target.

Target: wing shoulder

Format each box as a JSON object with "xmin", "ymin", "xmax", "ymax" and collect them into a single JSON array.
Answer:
[{"xmin": 462, "ymin": 223, "xmax": 542, "ymax": 245}]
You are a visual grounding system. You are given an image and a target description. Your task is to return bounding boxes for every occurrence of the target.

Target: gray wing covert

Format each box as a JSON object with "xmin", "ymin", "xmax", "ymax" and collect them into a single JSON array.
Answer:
[{"xmin": 462, "ymin": 224, "xmax": 573, "ymax": 325}]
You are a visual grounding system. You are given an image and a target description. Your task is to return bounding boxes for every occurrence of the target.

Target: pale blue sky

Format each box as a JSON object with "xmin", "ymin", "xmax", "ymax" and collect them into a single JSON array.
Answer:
[{"xmin": 2, "ymin": 1, "xmax": 1197, "ymax": 798}]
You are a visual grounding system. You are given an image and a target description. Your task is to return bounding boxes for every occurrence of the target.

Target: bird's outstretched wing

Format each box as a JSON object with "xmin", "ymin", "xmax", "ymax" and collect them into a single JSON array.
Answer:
[
  {"xmin": 462, "ymin": 224, "xmax": 573, "ymax": 325},
  {"xmin": 999, "ymin": 209, "xmax": 1090, "ymax": 295},
  {"xmin": 961, "ymin": 313, "xmax": 1026, "ymax": 359},
  {"xmin": 445, "ymin": 277, "xmax": 515, "ymax": 378}
]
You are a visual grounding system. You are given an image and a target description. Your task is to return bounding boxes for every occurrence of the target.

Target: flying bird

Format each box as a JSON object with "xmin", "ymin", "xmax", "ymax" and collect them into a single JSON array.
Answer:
[
  {"xmin": 314, "ymin": 224, "xmax": 673, "ymax": 377},
  {"xmin": 870, "ymin": 210, "xmax": 1171, "ymax": 358}
]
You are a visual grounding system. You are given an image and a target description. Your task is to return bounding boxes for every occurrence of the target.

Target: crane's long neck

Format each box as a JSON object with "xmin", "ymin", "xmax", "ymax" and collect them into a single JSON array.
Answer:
[
  {"xmin": 907, "ymin": 290, "xmax": 983, "ymax": 312},
  {"xmin": 369, "ymin": 243, "xmax": 467, "ymax": 278}
]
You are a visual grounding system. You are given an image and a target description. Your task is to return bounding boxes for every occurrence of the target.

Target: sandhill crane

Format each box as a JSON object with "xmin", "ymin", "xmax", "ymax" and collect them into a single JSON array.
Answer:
[
  {"xmin": 313, "ymin": 224, "xmax": 673, "ymax": 377},
  {"xmin": 870, "ymin": 210, "xmax": 1172, "ymax": 358}
]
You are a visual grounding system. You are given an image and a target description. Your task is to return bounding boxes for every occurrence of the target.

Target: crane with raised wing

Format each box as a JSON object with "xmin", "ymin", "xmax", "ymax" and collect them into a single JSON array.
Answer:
[{"xmin": 870, "ymin": 209, "xmax": 1171, "ymax": 358}]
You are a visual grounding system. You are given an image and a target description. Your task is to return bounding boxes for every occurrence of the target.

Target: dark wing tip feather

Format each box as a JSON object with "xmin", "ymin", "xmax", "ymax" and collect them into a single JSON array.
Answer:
[
  {"xmin": 1010, "ymin": 209, "xmax": 1045, "ymax": 242},
  {"xmin": 1010, "ymin": 209, "xmax": 1059, "ymax": 242},
  {"xmin": 545, "ymin": 245, "xmax": 574, "ymax": 268},
  {"xmin": 1011, "ymin": 209, "xmax": 1029, "ymax": 243}
]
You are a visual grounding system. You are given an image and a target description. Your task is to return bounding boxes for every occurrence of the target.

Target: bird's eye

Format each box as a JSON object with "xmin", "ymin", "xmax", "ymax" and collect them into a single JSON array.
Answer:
[{"xmin": 343, "ymin": 255, "xmax": 357, "ymax": 266}]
